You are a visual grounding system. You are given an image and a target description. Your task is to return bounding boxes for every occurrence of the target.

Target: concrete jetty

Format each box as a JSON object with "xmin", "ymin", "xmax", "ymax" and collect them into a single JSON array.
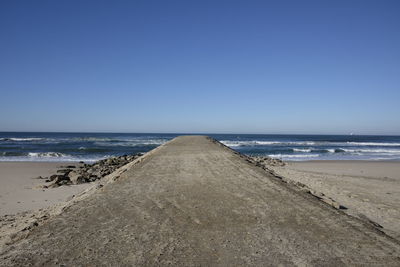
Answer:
[{"xmin": 1, "ymin": 136, "xmax": 400, "ymax": 266}]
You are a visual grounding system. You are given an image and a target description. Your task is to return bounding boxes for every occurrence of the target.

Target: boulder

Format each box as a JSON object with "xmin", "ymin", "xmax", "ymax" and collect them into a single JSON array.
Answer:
[
  {"xmin": 68, "ymin": 171, "xmax": 87, "ymax": 184},
  {"xmin": 42, "ymin": 153, "xmax": 143, "ymax": 187},
  {"xmin": 57, "ymin": 169, "xmax": 72, "ymax": 174},
  {"xmin": 54, "ymin": 174, "xmax": 69, "ymax": 183},
  {"xmin": 49, "ymin": 174, "xmax": 58, "ymax": 181}
]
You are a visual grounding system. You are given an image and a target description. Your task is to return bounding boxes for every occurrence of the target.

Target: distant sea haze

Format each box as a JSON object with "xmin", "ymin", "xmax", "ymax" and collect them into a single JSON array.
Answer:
[{"xmin": 1, "ymin": 133, "xmax": 400, "ymax": 162}]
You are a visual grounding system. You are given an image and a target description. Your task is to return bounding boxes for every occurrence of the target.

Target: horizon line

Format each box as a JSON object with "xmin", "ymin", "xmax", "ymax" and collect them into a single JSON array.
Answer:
[{"xmin": 0, "ymin": 131, "xmax": 399, "ymax": 137}]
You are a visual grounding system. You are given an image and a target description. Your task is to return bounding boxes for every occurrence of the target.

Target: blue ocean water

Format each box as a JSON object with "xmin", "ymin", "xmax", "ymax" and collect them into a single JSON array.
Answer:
[{"xmin": 1, "ymin": 132, "xmax": 400, "ymax": 162}]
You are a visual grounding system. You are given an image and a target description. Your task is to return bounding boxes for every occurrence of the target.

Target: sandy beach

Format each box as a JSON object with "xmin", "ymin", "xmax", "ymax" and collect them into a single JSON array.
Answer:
[
  {"xmin": 0, "ymin": 162, "xmax": 90, "ymax": 216},
  {"xmin": 269, "ymin": 160, "xmax": 400, "ymax": 240}
]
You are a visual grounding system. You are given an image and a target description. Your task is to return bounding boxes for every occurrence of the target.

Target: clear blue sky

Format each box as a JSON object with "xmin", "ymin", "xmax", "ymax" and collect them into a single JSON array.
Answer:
[{"xmin": 1, "ymin": 0, "xmax": 399, "ymax": 134}]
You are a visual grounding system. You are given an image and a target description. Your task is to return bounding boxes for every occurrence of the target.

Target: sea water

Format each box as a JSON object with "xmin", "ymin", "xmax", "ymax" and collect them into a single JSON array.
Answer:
[{"xmin": 1, "ymin": 132, "xmax": 400, "ymax": 162}]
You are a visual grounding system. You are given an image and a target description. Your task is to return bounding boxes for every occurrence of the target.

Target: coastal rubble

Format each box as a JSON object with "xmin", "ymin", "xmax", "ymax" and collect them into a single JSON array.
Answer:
[
  {"xmin": 43, "ymin": 153, "xmax": 143, "ymax": 187},
  {"xmin": 249, "ymin": 156, "xmax": 285, "ymax": 167}
]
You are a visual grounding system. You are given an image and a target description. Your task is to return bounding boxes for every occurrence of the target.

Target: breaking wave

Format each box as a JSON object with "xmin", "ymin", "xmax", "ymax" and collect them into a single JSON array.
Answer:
[
  {"xmin": 0, "ymin": 151, "xmax": 68, "ymax": 157},
  {"xmin": 221, "ymin": 140, "xmax": 317, "ymax": 147},
  {"xmin": 269, "ymin": 154, "xmax": 320, "ymax": 159},
  {"xmin": 221, "ymin": 140, "xmax": 400, "ymax": 148},
  {"xmin": 27, "ymin": 152, "xmax": 68, "ymax": 158},
  {"xmin": 2, "ymin": 133, "xmax": 400, "ymax": 162},
  {"xmin": 346, "ymin": 142, "xmax": 400, "ymax": 146},
  {"xmin": 0, "ymin": 137, "xmax": 44, "ymax": 142}
]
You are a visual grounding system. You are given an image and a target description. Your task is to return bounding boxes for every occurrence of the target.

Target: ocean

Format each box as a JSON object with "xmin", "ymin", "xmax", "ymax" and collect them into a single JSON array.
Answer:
[{"xmin": 1, "ymin": 132, "xmax": 400, "ymax": 162}]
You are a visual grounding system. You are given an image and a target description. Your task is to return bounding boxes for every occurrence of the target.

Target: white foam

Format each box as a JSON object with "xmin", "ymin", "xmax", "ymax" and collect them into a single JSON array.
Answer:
[
  {"xmin": 269, "ymin": 154, "xmax": 320, "ymax": 159},
  {"xmin": 28, "ymin": 152, "xmax": 68, "ymax": 158},
  {"xmin": 341, "ymin": 148, "xmax": 400, "ymax": 154},
  {"xmin": 221, "ymin": 140, "xmax": 316, "ymax": 147},
  {"xmin": 96, "ymin": 139, "xmax": 167, "ymax": 147},
  {"xmin": 293, "ymin": 148, "xmax": 312, "ymax": 152},
  {"xmin": 346, "ymin": 142, "xmax": 400, "ymax": 146},
  {"xmin": 1, "ymin": 137, "xmax": 44, "ymax": 141},
  {"xmin": 72, "ymin": 137, "xmax": 118, "ymax": 142}
]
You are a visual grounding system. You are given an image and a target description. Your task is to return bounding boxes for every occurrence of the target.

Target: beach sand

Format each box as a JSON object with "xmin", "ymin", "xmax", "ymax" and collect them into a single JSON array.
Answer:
[
  {"xmin": 0, "ymin": 162, "xmax": 90, "ymax": 216},
  {"xmin": 269, "ymin": 160, "xmax": 400, "ymax": 240}
]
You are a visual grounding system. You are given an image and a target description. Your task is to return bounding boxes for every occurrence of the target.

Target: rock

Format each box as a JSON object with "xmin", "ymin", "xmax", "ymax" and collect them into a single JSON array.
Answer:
[
  {"xmin": 49, "ymin": 174, "xmax": 58, "ymax": 181},
  {"xmin": 88, "ymin": 175, "xmax": 98, "ymax": 182},
  {"xmin": 47, "ymin": 181, "xmax": 59, "ymax": 188},
  {"xmin": 91, "ymin": 170, "xmax": 101, "ymax": 177},
  {"xmin": 22, "ymin": 221, "xmax": 38, "ymax": 231},
  {"xmin": 54, "ymin": 175, "xmax": 69, "ymax": 183},
  {"xmin": 58, "ymin": 180, "xmax": 70, "ymax": 185},
  {"xmin": 57, "ymin": 169, "xmax": 72, "ymax": 174},
  {"xmin": 42, "ymin": 153, "xmax": 143, "ymax": 187},
  {"xmin": 250, "ymin": 156, "xmax": 285, "ymax": 167},
  {"xmin": 68, "ymin": 171, "xmax": 87, "ymax": 184}
]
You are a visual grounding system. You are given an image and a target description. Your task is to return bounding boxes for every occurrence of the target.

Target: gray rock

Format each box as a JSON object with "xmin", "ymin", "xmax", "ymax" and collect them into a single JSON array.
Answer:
[
  {"xmin": 54, "ymin": 175, "xmax": 69, "ymax": 183},
  {"xmin": 57, "ymin": 169, "xmax": 72, "ymax": 174},
  {"xmin": 72, "ymin": 176, "xmax": 87, "ymax": 184},
  {"xmin": 43, "ymin": 153, "xmax": 144, "ymax": 187},
  {"xmin": 49, "ymin": 174, "xmax": 58, "ymax": 181},
  {"xmin": 68, "ymin": 171, "xmax": 87, "ymax": 184}
]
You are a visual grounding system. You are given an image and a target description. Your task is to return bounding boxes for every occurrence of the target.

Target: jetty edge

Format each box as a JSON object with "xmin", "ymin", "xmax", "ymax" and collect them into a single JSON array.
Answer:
[{"xmin": 1, "ymin": 135, "xmax": 400, "ymax": 266}]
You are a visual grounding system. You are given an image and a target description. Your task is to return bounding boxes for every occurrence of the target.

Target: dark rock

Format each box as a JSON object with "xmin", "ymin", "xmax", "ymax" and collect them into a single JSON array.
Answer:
[
  {"xmin": 43, "ymin": 153, "xmax": 144, "ymax": 187},
  {"xmin": 57, "ymin": 169, "xmax": 72, "ymax": 174},
  {"xmin": 58, "ymin": 180, "xmax": 70, "ymax": 185},
  {"xmin": 250, "ymin": 156, "xmax": 285, "ymax": 167},
  {"xmin": 54, "ymin": 175, "xmax": 68, "ymax": 183},
  {"xmin": 68, "ymin": 171, "xmax": 86, "ymax": 184},
  {"xmin": 49, "ymin": 174, "xmax": 58, "ymax": 181}
]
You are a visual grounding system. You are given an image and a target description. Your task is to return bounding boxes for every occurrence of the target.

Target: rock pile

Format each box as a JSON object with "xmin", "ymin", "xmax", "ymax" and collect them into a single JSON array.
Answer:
[
  {"xmin": 250, "ymin": 156, "xmax": 285, "ymax": 167},
  {"xmin": 43, "ymin": 153, "xmax": 143, "ymax": 187}
]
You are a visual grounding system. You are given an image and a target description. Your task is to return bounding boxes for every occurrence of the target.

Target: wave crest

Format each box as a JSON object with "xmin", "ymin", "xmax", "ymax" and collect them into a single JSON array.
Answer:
[
  {"xmin": 0, "ymin": 137, "xmax": 44, "ymax": 142},
  {"xmin": 28, "ymin": 152, "xmax": 68, "ymax": 158}
]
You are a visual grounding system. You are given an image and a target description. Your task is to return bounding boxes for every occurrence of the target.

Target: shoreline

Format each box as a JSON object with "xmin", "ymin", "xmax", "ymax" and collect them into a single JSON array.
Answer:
[{"xmin": 1, "ymin": 159, "xmax": 400, "ymax": 162}]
